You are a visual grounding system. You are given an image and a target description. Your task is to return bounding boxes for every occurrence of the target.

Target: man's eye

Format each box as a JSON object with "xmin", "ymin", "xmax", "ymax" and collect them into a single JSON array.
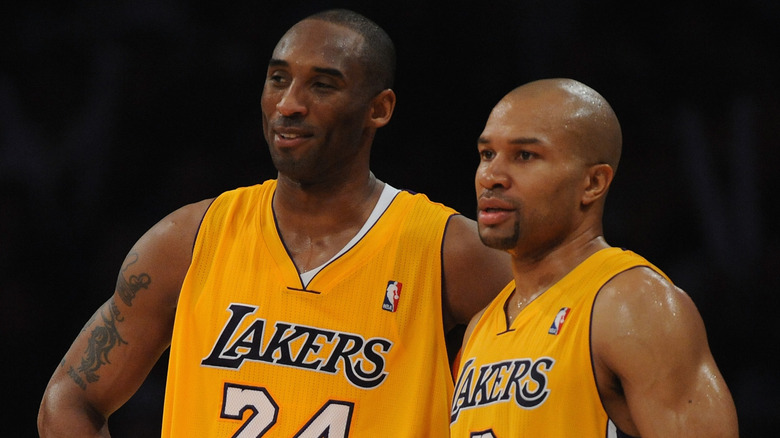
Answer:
[
  {"xmin": 313, "ymin": 82, "xmax": 336, "ymax": 90},
  {"xmin": 518, "ymin": 151, "xmax": 534, "ymax": 160},
  {"xmin": 268, "ymin": 74, "xmax": 287, "ymax": 85},
  {"xmin": 479, "ymin": 150, "xmax": 495, "ymax": 160}
]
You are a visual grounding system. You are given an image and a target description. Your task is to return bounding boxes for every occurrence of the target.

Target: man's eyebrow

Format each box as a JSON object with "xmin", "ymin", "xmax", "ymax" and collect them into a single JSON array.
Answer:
[
  {"xmin": 313, "ymin": 66, "xmax": 345, "ymax": 79},
  {"xmin": 266, "ymin": 59, "xmax": 344, "ymax": 80},
  {"xmin": 477, "ymin": 136, "xmax": 540, "ymax": 145},
  {"xmin": 509, "ymin": 137, "xmax": 540, "ymax": 145}
]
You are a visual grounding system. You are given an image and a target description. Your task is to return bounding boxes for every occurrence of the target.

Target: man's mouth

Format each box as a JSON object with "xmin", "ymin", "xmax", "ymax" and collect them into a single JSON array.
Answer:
[
  {"xmin": 273, "ymin": 129, "xmax": 312, "ymax": 147},
  {"xmin": 478, "ymin": 208, "xmax": 513, "ymax": 226},
  {"xmin": 477, "ymin": 195, "xmax": 516, "ymax": 226}
]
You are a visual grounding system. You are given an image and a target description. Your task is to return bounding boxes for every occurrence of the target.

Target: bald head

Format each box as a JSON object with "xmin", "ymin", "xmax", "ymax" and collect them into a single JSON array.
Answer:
[{"xmin": 501, "ymin": 78, "xmax": 622, "ymax": 172}]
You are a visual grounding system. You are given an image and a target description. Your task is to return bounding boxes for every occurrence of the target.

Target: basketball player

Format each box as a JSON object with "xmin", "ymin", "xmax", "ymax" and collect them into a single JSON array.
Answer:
[
  {"xmin": 450, "ymin": 79, "xmax": 739, "ymax": 437},
  {"xmin": 38, "ymin": 9, "xmax": 511, "ymax": 437}
]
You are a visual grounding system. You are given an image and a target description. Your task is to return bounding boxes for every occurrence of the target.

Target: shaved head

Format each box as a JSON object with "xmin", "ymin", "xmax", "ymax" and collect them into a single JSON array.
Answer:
[{"xmin": 503, "ymin": 78, "xmax": 622, "ymax": 172}]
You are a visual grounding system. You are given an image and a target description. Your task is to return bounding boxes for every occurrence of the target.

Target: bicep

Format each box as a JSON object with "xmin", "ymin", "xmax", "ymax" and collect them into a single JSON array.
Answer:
[
  {"xmin": 40, "ymin": 286, "xmax": 174, "ymax": 436},
  {"xmin": 53, "ymin": 293, "xmax": 172, "ymax": 415},
  {"xmin": 45, "ymin": 248, "xmax": 181, "ymax": 417},
  {"xmin": 593, "ymin": 268, "xmax": 738, "ymax": 437},
  {"xmin": 442, "ymin": 215, "xmax": 512, "ymax": 328}
]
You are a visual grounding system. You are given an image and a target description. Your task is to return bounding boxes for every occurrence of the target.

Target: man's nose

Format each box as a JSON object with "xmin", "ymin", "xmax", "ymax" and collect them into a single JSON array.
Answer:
[{"xmin": 276, "ymin": 84, "xmax": 307, "ymax": 117}]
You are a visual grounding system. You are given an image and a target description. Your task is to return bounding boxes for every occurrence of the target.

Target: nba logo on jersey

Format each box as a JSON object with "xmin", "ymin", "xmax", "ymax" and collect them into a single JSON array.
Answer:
[
  {"xmin": 548, "ymin": 307, "xmax": 571, "ymax": 335},
  {"xmin": 382, "ymin": 281, "xmax": 402, "ymax": 312}
]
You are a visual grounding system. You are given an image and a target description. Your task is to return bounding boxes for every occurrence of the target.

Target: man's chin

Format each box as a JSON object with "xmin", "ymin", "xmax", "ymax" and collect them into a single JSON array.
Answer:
[
  {"xmin": 478, "ymin": 221, "xmax": 520, "ymax": 250},
  {"xmin": 478, "ymin": 232, "xmax": 518, "ymax": 251}
]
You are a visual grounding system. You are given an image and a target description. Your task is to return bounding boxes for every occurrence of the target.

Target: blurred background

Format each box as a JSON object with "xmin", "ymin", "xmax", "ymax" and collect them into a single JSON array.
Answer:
[{"xmin": 2, "ymin": 0, "xmax": 778, "ymax": 436}]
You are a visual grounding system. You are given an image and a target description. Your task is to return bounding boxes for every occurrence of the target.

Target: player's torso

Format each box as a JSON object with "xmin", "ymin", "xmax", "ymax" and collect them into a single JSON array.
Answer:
[
  {"xmin": 163, "ymin": 182, "xmax": 456, "ymax": 437},
  {"xmin": 450, "ymin": 247, "xmax": 657, "ymax": 438}
]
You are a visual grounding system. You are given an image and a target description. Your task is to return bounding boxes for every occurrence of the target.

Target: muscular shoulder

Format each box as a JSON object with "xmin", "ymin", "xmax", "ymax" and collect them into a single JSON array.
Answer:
[
  {"xmin": 593, "ymin": 266, "xmax": 702, "ymax": 359},
  {"xmin": 140, "ymin": 198, "xmax": 213, "ymax": 263},
  {"xmin": 594, "ymin": 267, "xmax": 696, "ymax": 340},
  {"xmin": 122, "ymin": 198, "xmax": 213, "ymax": 307}
]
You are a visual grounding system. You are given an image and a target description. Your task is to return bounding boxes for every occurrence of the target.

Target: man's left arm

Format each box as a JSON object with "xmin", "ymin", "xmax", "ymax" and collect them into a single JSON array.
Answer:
[
  {"xmin": 592, "ymin": 267, "xmax": 739, "ymax": 437},
  {"xmin": 441, "ymin": 214, "xmax": 513, "ymax": 331}
]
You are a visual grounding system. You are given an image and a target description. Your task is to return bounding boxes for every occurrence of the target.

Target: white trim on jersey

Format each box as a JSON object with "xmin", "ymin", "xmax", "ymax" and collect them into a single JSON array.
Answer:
[{"xmin": 299, "ymin": 183, "xmax": 401, "ymax": 287}]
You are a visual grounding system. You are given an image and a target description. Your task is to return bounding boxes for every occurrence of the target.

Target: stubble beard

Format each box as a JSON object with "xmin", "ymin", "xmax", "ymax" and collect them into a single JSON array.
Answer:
[
  {"xmin": 478, "ymin": 221, "xmax": 521, "ymax": 251},
  {"xmin": 269, "ymin": 141, "xmax": 326, "ymax": 185}
]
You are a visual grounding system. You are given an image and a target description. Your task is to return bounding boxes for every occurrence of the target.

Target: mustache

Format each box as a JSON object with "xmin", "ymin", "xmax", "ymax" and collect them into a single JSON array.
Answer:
[
  {"xmin": 478, "ymin": 189, "xmax": 514, "ymax": 203},
  {"xmin": 271, "ymin": 116, "xmax": 313, "ymax": 131}
]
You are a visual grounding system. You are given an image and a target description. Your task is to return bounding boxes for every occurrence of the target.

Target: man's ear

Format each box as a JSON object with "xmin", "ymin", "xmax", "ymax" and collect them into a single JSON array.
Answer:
[
  {"xmin": 367, "ymin": 89, "xmax": 396, "ymax": 128},
  {"xmin": 582, "ymin": 163, "xmax": 614, "ymax": 206}
]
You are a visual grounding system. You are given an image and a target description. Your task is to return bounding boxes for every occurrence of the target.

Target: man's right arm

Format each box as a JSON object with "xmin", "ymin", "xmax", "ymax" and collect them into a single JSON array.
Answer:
[{"xmin": 38, "ymin": 199, "xmax": 212, "ymax": 437}]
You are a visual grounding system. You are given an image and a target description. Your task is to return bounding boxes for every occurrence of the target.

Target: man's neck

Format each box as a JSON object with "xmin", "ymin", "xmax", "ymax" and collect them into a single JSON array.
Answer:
[
  {"xmin": 510, "ymin": 233, "xmax": 609, "ymax": 301},
  {"xmin": 272, "ymin": 173, "xmax": 384, "ymax": 273}
]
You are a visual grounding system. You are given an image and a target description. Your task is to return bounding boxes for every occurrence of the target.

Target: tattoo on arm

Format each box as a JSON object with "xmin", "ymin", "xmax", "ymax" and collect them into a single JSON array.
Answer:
[
  {"xmin": 116, "ymin": 252, "xmax": 151, "ymax": 307},
  {"xmin": 73, "ymin": 298, "xmax": 127, "ymax": 387},
  {"xmin": 67, "ymin": 256, "xmax": 152, "ymax": 389}
]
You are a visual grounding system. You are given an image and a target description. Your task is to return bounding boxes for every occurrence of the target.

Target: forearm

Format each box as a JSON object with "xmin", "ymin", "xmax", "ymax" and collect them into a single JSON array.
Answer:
[{"xmin": 38, "ymin": 379, "xmax": 111, "ymax": 438}]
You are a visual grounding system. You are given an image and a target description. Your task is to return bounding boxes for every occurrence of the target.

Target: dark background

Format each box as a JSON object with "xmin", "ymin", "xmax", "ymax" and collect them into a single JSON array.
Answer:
[{"xmin": 2, "ymin": 1, "xmax": 778, "ymax": 436}]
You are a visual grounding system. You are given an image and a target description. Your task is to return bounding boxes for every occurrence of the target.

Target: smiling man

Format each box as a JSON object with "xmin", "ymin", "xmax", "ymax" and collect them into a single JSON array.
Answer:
[
  {"xmin": 450, "ymin": 78, "xmax": 739, "ymax": 437},
  {"xmin": 38, "ymin": 9, "xmax": 511, "ymax": 437}
]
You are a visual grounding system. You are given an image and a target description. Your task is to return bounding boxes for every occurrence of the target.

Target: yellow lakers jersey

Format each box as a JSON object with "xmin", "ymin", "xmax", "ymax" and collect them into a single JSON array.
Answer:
[
  {"xmin": 162, "ymin": 181, "xmax": 457, "ymax": 437},
  {"xmin": 450, "ymin": 247, "xmax": 669, "ymax": 437}
]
